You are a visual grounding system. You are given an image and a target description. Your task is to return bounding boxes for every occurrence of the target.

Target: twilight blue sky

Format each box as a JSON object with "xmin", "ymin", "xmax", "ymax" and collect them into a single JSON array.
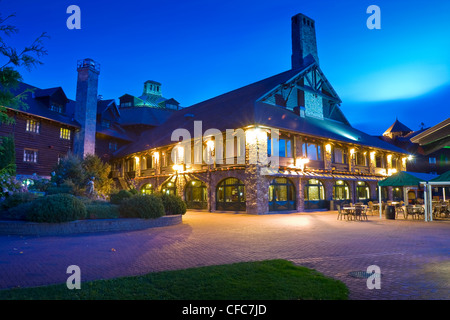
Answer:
[{"xmin": 2, "ymin": 0, "xmax": 450, "ymax": 135}]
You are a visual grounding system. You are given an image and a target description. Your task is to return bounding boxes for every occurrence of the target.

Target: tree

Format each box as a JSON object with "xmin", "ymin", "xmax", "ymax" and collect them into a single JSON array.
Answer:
[
  {"xmin": 0, "ymin": 12, "xmax": 48, "ymax": 124},
  {"xmin": 51, "ymin": 153, "xmax": 114, "ymax": 198},
  {"xmin": 0, "ymin": 135, "xmax": 16, "ymax": 175},
  {"xmin": 82, "ymin": 154, "xmax": 113, "ymax": 197}
]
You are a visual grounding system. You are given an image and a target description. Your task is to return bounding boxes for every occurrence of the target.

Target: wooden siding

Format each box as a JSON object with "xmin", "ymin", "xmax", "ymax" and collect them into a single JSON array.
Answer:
[{"xmin": 0, "ymin": 111, "xmax": 74, "ymax": 177}]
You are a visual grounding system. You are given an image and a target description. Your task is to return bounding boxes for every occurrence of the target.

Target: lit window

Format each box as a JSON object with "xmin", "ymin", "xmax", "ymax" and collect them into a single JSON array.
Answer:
[
  {"xmin": 429, "ymin": 157, "xmax": 436, "ymax": 164},
  {"xmin": 60, "ymin": 128, "xmax": 71, "ymax": 140},
  {"xmin": 333, "ymin": 147, "xmax": 347, "ymax": 164},
  {"xmin": 23, "ymin": 149, "xmax": 38, "ymax": 163},
  {"xmin": 302, "ymin": 143, "xmax": 322, "ymax": 161},
  {"xmin": 268, "ymin": 137, "xmax": 293, "ymax": 157},
  {"xmin": 50, "ymin": 104, "xmax": 63, "ymax": 113},
  {"xmin": 26, "ymin": 119, "xmax": 40, "ymax": 133}
]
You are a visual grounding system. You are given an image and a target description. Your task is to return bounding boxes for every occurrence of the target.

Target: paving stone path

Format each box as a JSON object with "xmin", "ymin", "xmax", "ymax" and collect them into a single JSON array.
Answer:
[{"xmin": 0, "ymin": 211, "xmax": 448, "ymax": 300}]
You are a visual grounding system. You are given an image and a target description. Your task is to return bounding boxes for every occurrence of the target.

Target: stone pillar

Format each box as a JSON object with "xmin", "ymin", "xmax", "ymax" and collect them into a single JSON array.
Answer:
[
  {"xmin": 154, "ymin": 152, "xmax": 161, "ymax": 175},
  {"xmin": 369, "ymin": 181, "xmax": 378, "ymax": 200},
  {"xmin": 349, "ymin": 147, "xmax": 355, "ymax": 172},
  {"xmin": 135, "ymin": 156, "xmax": 141, "ymax": 177},
  {"xmin": 324, "ymin": 179, "xmax": 333, "ymax": 203},
  {"xmin": 386, "ymin": 154, "xmax": 393, "ymax": 174},
  {"xmin": 176, "ymin": 174, "xmax": 186, "ymax": 200},
  {"xmin": 296, "ymin": 178, "xmax": 305, "ymax": 212},
  {"xmin": 401, "ymin": 156, "xmax": 407, "ymax": 172},
  {"xmin": 245, "ymin": 128, "xmax": 269, "ymax": 214},
  {"xmin": 349, "ymin": 180, "xmax": 356, "ymax": 204},
  {"xmin": 369, "ymin": 151, "xmax": 376, "ymax": 174},
  {"xmin": 324, "ymin": 143, "xmax": 332, "ymax": 170}
]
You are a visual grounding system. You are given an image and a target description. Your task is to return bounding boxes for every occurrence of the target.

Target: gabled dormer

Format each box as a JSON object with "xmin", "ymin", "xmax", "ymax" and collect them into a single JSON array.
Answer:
[
  {"xmin": 119, "ymin": 94, "xmax": 137, "ymax": 108},
  {"xmin": 257, "ymin": 58, "xmax": 349, "ymax": 125},
  {"xmin": 34, "ymin": 87, "xmax": 68, "ymax": 114},
  {"xmin": 97, "ymin": 98, "xmax": 120, "ymax": 128}
]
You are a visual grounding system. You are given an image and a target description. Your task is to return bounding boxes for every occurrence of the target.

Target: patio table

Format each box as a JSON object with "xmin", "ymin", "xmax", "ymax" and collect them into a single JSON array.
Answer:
[{"xmin": 342, "ymin": 205, "xmax": 368, "ymax": 221}]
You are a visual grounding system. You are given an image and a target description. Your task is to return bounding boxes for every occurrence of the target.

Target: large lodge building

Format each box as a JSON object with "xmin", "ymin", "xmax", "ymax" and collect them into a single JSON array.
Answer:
[{"xmin": 1, "ymin": 13, "xmax": 412, "ymax": 214}]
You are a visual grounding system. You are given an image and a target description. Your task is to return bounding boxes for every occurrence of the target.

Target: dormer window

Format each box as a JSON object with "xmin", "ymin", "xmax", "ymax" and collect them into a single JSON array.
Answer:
[
  {"xmin": 50, "ymin": 104, "xmax": 64, "ymax": 113},
  {"xmin": 101, "ymin": 119, "xmax": 111, "ymax": 128}
]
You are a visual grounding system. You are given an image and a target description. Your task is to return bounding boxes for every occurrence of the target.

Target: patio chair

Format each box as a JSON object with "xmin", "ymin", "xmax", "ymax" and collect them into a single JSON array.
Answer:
[
  {"xmin": 367, "ymin": 201, "xmax": 374, "ymax": 215},
  {"xmin": 354, "ymin": 204, "xmax": 364, "ymax": 221},
  {"xmin": 405, "ymin": 205, "xmax": 416, "ymax": 220},
  {"xmin": 359, "ymin": 205, "xmax": 368, "ymax": 221},
  {"xmin": 337, "ymin": 205, "xmax": 349, "ymax": 220},
  {"xmin": 416, "ymin": 206, "xmax": 425, "ymax": 219},
  {"xmin": 395, "ymin": 204, "xmax": 406, "ymax": 219}
]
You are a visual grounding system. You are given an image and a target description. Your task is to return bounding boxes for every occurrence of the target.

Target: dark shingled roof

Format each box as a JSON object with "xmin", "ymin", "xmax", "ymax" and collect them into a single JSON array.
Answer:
[
  {"xmin": 3, "ymin": 82, "xmax": 79, "ymax": 127},
  {"xmin": 115, "ymin": 62, "xmax": 407, "ymax": 158},
  {"xmin": 118, "ymin": 107, "xmax": 174, "ymax": 127}
]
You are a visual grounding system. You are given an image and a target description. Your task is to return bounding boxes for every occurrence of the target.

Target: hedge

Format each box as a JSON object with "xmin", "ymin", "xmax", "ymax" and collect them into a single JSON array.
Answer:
[
  {"xmin": 119, "ymin": 194, "xmax": 165, "ymax": 219},
  {"xmin": 25, "ymin": 194, "xmax": 87, "ymax": 223}
]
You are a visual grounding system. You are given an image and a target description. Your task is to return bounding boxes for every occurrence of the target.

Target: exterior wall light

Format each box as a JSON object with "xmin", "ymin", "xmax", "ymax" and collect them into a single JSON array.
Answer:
[{"xmin": 295, "ymin": 157, "xmax": 309, "ymax": 170}]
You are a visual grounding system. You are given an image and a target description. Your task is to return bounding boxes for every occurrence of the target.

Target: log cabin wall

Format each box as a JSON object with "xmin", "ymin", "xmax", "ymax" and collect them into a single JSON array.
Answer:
[{"xmin": 0, "ymin": 110, "xmax": 75, "ymax": 178}]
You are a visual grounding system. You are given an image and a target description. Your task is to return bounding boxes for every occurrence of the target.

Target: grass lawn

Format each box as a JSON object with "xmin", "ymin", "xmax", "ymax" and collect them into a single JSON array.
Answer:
[{"xmin": 0, "ymin": 259, "xmax": 348, "ymax": 300}]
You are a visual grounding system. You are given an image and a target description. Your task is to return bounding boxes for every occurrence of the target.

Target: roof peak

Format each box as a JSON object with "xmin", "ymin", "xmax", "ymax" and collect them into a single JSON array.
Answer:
[{"xmin": 383, "ymin": 118, "xmax": 412, "ymax": 135}]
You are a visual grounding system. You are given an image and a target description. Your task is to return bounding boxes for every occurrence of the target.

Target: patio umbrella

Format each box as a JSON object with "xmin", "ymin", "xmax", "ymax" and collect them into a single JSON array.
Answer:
[
  {"xmin": 377, "ymin": 171, "xmax": 438, "ymax": 219},
  {"xmin": 429, "ymin": 170, "xmax": 450, "ymax": 182}
]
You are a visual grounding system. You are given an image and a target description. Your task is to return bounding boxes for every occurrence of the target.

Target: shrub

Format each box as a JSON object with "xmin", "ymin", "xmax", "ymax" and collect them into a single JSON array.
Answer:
[
  {"xmin": 46, "ymin": 180, "xmax": 76, "ymax": 195},
  {"xmin": 158, "ymin": 193, "xmax": 187, "ymax": 215},
  {"xmin": 25, "ymin": 194, "xmax": 87, "ymax": 223},
  {"xmin": 110, "ymin": 190, "xmax": 133, "ymax": 204},
  {"xmin": 3, "ymin": 201, "xmax": 34, "ymax": 221},
  {"xmin": 119, "ymin": 194, "xmax": 164, "ymax": 219},
  {"xmin": 129, "ymin": 188, "xmax": 138, "ymax": 195},
  {"xmin": 1, "ymin": 192, "xmax": 38, "ymax": 211},
  {"xmin": 51, "ymin": 153, "xmax": 85, "ymax": 187},
  {"xmin": 29, "ymin": 178, "xmax": 52, "ymax": 192},
  {"xmin": 86, "ymin": 203, "xmax": 119, "ymax": 219}
]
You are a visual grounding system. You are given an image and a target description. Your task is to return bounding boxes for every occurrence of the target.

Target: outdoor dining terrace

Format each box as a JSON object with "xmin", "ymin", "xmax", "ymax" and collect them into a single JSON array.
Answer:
[{"xmin": 336, "ymin": 200, "xmax": 450, "ymax": 221}]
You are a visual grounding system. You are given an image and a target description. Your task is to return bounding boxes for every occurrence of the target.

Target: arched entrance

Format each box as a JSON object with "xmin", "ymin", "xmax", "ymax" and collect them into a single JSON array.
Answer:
[
  {"xmin": 304, "ymin": 179, "xmax": 327, "ymax": 210},
  {"xmin": 185, "ymin": 180, "xmax": 207, "ymax": 209},
  {"xmin": 161, "ymin": 181, "xmax": 177, "ymax": 195},
  {"xmin": 333, "ymin": 180, "xmax": 350, "ymax": 200},
  {"xmin": 356, "ymin": 181, "xmax": 370, "ymax": 202},
  {"xmin": 140, "ymin": 183, "xmax": 154, "ymax": 195},
  {"xmin": 269, "ymin": 178, "xmax": 296, "ymax": 211},
  {"xmin": 216, "ymin": 177, "xmax": 246, "ymax": 211}
]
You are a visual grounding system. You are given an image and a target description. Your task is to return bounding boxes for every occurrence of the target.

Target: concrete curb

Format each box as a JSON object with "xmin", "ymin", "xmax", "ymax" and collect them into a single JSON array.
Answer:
[{"xmin": 0, "ymin": 215, "xmax": 182, "ymax": 236}]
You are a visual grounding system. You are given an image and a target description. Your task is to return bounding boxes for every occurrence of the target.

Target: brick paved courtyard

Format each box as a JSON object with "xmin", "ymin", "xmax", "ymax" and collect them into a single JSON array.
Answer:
[{"xmin": 0, "ymin": 211, "xmax": 448, "ymax": 300}]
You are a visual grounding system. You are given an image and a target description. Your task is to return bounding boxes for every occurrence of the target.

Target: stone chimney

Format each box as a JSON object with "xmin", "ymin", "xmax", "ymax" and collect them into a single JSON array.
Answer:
[
  {"xmin": 291, "ymin": 13, "xmax": 319, "ymax": 69},
  {"xmin": 73, "ymin": 58, "xmax": 100, "ymax": 158}
]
